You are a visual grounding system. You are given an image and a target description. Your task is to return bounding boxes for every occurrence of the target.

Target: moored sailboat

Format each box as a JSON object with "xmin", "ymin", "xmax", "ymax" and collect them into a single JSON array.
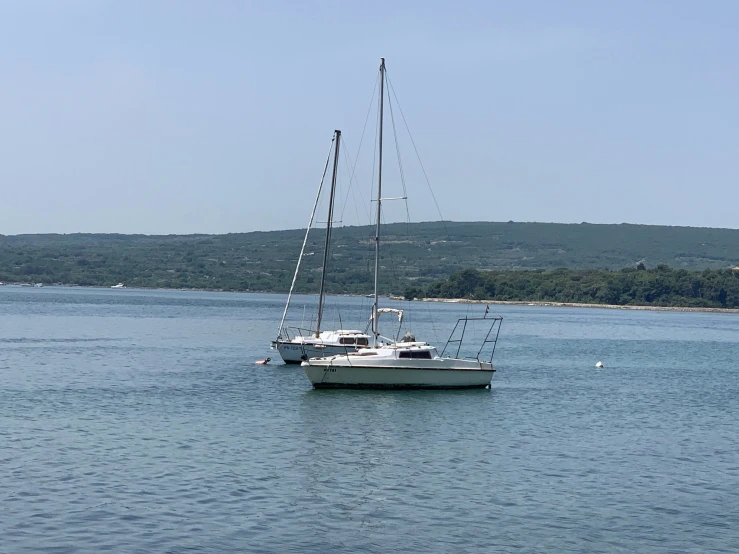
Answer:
[
  {"xmin": 272, "ymin": 130, "xmax": 371, "ymax": 363},
  {"xmin": 301, "ymin": 59, "xmax": 503, "ymax": 389},
  {"xmin": 302, "ymin": 337, "xmax": 498, "ymax": 389}
]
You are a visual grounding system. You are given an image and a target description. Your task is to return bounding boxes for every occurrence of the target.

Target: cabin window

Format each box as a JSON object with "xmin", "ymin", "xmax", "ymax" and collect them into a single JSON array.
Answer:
[
  {"xmin": 398, "ymin": 350, "xmax": 432, "ymax": 359},
  {"xmin": 356, "ymin": 338, "xmax": 369, "ymax": 346},
  {"xmin": 339, "ymin": 337, "xmax": 356, "ymax": 345}
]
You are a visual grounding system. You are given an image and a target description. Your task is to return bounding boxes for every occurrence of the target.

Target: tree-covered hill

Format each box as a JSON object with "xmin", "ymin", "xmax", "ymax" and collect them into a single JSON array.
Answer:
[{"xmin": 1, "ymin": 221, "xmax": 738, "ymax": 293}]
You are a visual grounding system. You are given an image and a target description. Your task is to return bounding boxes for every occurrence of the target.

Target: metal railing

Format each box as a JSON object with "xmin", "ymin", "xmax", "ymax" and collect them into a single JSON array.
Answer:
[{"xmin": 441, "ymin": 316, "xmax": 503, "ymax": 363}]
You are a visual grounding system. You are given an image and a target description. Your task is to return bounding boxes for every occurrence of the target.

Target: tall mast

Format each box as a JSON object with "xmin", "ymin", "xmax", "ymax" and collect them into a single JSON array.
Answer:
[
  {"xmin": 372, "ymin": 58, "xmax": 385, "ymax": 344},
  {"xmin": 276, "ymin": 134, "xmax": 336, "ymax": 339},
  {"xmin": 315, "ymin": 129, "xmax": 341, "ymax": 337}
]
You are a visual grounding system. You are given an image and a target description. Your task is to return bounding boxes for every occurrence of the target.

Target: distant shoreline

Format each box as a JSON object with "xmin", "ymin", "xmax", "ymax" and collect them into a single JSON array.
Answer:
[
  {"xmin": 3, "ymin": 282, "xmax": 737, "ymax": 314},
  {"xmin": 417, "ymin": 297, "xmax": 739, "ymax": 314}
]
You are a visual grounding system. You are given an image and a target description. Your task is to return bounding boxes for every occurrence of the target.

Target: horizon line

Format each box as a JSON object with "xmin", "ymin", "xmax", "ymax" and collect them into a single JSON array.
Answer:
[{"xmin": 2, "ymin": 219, "xmax": 739, "ymax": 238}]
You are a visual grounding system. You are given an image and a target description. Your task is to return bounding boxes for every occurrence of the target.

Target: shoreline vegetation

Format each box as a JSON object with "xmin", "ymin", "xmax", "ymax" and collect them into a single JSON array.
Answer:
[
  {"xmin": 2, "ymin": 278, "xmax": 738, "ymax": 314},
  {"xmin": 405, "ymin": 266, "xmax": 739, "ymax": 312}
]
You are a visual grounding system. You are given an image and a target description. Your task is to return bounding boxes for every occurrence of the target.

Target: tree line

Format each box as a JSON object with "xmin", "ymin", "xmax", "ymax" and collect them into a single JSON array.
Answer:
[{"xmin": 405, "ymin": 265, "xmax": 739, "ymax": 309}]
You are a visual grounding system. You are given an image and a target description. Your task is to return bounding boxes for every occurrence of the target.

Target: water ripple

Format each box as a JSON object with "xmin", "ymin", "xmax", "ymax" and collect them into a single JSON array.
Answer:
[{"xmin": 1, "ymin": 288, "xmax": 739, "ymax": 552}]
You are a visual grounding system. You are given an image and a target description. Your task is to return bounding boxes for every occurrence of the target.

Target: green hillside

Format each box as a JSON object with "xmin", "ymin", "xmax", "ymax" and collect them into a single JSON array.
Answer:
[{"xmin": 1, "ymin": 221, "xmax": 738, "ymax": 293}]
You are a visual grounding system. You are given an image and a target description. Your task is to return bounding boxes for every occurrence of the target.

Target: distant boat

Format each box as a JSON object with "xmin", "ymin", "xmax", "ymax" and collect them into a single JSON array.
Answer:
[
  {"xmin": 111, "ymin": 283, "xmax": 125, "ymax": 289},
  {"xmin": 34, "ymin": 283, "xmax": 43, "ymax": 287}
]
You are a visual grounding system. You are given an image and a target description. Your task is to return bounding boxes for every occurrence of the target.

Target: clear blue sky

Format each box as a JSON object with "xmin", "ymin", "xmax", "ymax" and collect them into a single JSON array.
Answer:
[{"xmin": 1, "ymin": 0, "xmax": 737, "ymax": 234}]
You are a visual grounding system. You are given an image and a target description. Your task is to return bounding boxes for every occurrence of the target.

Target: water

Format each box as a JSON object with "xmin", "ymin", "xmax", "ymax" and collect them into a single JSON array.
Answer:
[{"xmin": 1, "ymin": 287, "xmax": 738, "ymax": 553}]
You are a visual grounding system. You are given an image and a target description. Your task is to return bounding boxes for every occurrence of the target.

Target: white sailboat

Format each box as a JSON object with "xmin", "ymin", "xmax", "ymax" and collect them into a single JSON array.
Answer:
[
  {"xmin": 272, "ymin": 130, "xmax": 371, "ymax": 364},
  {"xmin": 301, "ymin": 58, "xmax": 503, "ymax": 389}
]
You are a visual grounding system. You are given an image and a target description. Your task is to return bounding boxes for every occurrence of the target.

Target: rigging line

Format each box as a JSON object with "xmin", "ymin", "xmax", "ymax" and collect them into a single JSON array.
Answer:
[
  {"xmin": 277, "ymin": 134, "xmax": 335, "ymax": 338},
  {"xmin": 406, "ymin": 297, "xmax": 412, "ymax": 335},
  {"xmin": 385, "ymin": 86, "xmax": 412, "ymax": 229},
  {"xmin": 378, "ymin": 209, "xmax": 406, "ymax": 305},
  {"xmin": 386, "ymin": 73, "xmax": 450, "ymax": 232},
  {"xmin": 386, "ymin": 71, "xmax": 462, "ymax": 282},
  {"xmin": 385, "ymin": 71, "xmax": 454, "ymax": 340},
  {"xmin": 341, "ymin": 73, "xmax": 379, "ymax": 224},
  {"xmin": 370, "ymin": 74, "xmax": 380, "ymax": 229},
  {"xmin": 333, "ymin": 161, "xmax": 345, "ymax": 321},
  {"xmin": 331, "ymin": 132, "xmax": 373, "ymax": 294},
  {"xmin": 316, "ymin": 133, "xmax": 341, "ymax": 331},
  {"xmin": 315, "ymin": 140, "xmax": 343, "ymax": 325},
  {"xmin": 339, "ymin": 139, "xmax": 372, "ymax": 299},
  {"xmin": 427, "ymin": 301, "xmax": 439, "ymax": 344},
  {"xmin": 363, "ymin": 69, "xmax": 381, "ymax": 283},
  {"xmin": 340, "ymin": 140, "xmax": 369, "ymax": 226}
]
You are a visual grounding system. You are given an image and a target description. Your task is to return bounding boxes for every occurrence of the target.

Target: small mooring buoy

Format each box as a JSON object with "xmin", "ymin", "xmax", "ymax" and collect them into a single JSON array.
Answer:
[
  {"xmin": 595, "ymin": 361, "xmax": 604, "ymax": 368},
  {"xmin": 255, "ymin": 357, "xmax": 271, "ymax": 365}
]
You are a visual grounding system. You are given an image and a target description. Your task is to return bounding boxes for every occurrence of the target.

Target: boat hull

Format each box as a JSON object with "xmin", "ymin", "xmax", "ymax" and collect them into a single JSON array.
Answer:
[
  {"xmin": 302, "ymin": 362, "xmax": 495, "ymax": 389},
  {"xmin": 274, "ymin": 341, "xmax": 358, "ymax": 364}
]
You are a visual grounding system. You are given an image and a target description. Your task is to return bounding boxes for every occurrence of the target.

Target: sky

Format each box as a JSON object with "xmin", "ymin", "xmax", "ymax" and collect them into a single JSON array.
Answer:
[{"xmin": 0, "ymin": 0, "xmax": 737, "ymax": 235}]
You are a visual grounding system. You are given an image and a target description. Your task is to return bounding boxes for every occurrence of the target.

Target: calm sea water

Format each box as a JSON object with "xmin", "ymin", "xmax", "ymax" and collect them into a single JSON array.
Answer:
[{"xmin": 1, "ymin": 286, "xmax": 738, "ymax": 553}]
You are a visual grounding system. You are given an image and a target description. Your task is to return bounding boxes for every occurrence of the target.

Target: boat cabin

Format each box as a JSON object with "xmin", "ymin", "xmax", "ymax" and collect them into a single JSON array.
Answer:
[
  {"xmin": 392, "ymin": 342, "xmax": 440, "ymax": 359},
  {"xmin": 398, "ymin": 349, "xmax": 433, "ymax": 359},
  {"xmin": 341, "ymin": 342, "xmax": 441, "ymax": 360},
  {"xmin": 288, "ymin": 329, "xmax": 371, "ymax": 346},
  {"xmin": 338, "ymin": 335, "xmax": 370, "ymax": 346}
]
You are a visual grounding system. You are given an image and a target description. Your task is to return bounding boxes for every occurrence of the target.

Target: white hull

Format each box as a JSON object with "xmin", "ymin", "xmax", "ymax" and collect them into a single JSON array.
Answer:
[
  {"xmin": 274, "ymin": 341, "xmax": 359, "ymax": 364},
  {"xmin": 302, "ymin": 360, "xmax": 494, "ymax": 389}
]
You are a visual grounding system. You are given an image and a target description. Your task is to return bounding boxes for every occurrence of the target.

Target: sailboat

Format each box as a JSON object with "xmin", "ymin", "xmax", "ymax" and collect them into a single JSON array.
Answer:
[
  {"xmin": 301, "ymin": 59, "xmax": 503, "ymax": 389},
  {"xmin": 272, "ymin": 130, "xmax": 371, "ymax": 364}
]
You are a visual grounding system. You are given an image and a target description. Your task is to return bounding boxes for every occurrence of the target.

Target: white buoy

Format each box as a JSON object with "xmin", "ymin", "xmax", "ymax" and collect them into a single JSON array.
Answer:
[{"xmin": 595, "ymin": 361, "xmax": 604, "ymax": 368}]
